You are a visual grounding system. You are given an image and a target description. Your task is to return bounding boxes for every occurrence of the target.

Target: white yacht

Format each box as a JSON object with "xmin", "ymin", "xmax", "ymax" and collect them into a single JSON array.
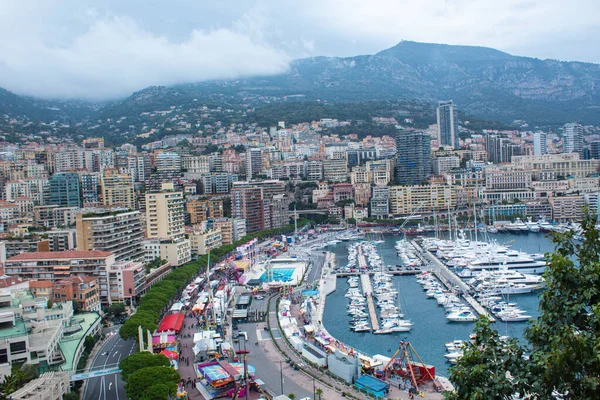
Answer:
[
  {"xmin": 525, "ymin": 217, "xmax": 541, "ymax": 233},
  {"xmin": 458, "ymin": 254, "xmax": 547, "ymax": 276},
  {"xmin": 447, "ymin": 310, "xmax": 478, "ymax": 322}
]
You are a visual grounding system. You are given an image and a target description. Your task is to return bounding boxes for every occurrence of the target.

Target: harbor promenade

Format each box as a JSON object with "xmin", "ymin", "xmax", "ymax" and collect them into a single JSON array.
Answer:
[{"xmin": 412, "ymin": 241, "xmax": 494, "ymax": 322}]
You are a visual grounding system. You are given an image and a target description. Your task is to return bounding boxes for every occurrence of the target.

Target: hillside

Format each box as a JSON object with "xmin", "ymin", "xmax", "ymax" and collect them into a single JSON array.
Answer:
[{"xmin": 2, "ymin": 41, "xmax": 600, "ymax": 131}]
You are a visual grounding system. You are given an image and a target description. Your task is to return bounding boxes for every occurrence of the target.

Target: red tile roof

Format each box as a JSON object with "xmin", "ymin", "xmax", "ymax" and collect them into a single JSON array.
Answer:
[
  {"xmin": 6, "ymin": 250, "xmax": 113, "ymax": 261},
  {"xmin": 29, "ymin": 280, "xmax": 54, "ymax": 288}
]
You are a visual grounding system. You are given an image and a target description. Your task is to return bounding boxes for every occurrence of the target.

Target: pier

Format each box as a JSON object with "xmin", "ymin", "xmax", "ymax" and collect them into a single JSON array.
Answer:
[
  {"xmin": 357, "ymin": 247, "xmax": 380, "ymax": 331},
  {"xmin": 412, "ymin": 240, "xmax": 495, "ymax": 322},
  {"xmin": 314, "ymin": 252, "xmax": 338, "ymax": 326},
  {"xmin": 361, "ymin": 274, "xmax": 379, "ymax": 331}
]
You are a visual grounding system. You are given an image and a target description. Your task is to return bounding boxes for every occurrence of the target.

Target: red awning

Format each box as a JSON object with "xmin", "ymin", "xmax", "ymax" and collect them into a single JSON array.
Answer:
[{"xmin": 158, "ymin": 312, "xmax": 185, "ymax": 333}]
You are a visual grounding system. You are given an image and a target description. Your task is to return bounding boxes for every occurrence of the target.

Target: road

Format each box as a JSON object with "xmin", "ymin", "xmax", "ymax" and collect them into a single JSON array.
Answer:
[
  {"xmin": 242, "ymin": 321, "xmax": 312, "ymax": 399},
  {"xmin": 83, "ymin": 326, "xmax": 138, "ymax": 400}
]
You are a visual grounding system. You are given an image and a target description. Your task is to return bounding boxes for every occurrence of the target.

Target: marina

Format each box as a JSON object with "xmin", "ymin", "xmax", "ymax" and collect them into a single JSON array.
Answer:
[{"xmin": 323, "ymin": 232, "xmax": 552, "ymax": 376}]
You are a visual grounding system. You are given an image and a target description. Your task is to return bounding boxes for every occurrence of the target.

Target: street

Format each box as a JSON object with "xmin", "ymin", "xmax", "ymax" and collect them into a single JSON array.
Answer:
[{"xmin": 83, "ymin": 326, "xmax": 138, "ymax": 400}]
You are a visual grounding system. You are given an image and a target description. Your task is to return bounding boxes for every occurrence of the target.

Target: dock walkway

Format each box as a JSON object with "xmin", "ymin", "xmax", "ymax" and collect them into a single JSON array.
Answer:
[
  {"xmin": 357, "ymin": 247, "xmax": 379, "ymax": 331},
  {"xmin": 412, "ymin": 241, "xmax": 494, "ymax": 322}
]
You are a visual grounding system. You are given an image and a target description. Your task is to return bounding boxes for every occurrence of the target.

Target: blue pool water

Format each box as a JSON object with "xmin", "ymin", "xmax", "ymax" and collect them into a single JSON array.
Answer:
[
  {"xmin": 323, "ymin": 233, "xmax": 555, "ymax": 376},
  {"xmin": 261, "ymin": 267, "xmax": 296, "ymax": 282}
]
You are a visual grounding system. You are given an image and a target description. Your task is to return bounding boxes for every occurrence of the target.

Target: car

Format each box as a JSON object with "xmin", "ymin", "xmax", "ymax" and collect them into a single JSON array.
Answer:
[{"xmin": 255, "ymin": 295, "xmax": 265, "ymax": 300}]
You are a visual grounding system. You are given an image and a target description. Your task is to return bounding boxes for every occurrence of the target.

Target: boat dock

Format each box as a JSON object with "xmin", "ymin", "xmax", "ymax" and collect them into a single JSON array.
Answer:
[
  {"xmin": 357, "ymin": 248, "xmax": 379, "ymax": 331},
  {"xmin": 361, "ymin": 273, "xmax": 379, "ymax": 331},
  {"xmin": 412, "ymin": 240, "xmax": 495, "ymax": 322},
  {"xmin": 314, "ymin": 252, "xmax": 338, "ymax": 326},
  {"xmin": 335, "ymin": 270, "xmax": 420, "ymax": 276}
]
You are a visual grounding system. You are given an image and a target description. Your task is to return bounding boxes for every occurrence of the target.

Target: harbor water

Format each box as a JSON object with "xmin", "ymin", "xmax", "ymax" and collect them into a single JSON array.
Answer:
[{"xmin": 322, "ymin": 232, "xmax": 555, "ymax": 376}]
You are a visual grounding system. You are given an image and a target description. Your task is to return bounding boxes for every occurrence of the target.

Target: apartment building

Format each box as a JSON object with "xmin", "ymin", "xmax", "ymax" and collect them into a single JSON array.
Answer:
[
  {"xmin": 100, "ymin": 168, "xmax": 135, "ymax": 209},
  {"xmin": 511, "ymin": 153, "xmax": 600, "ymax": 181},
  {"xmin": 4, "ymin": 250, "xmax": 115, "ymax": 304},
  {"xmin": 550, "ymin": 195, "xmax": 585, "ymax": 222},
  {"xmin": 389, "ymin": 184, "xmax": 454, "ymax": 216},
  {"xmin": 106, "ymin": 261, "xmax": 146, "ymax": 305},
  {"xmin": 231, "ymin": 186, "xmax": 265, "ymax": 233},
  {"xmin": 145, "ymin": 186, "xmax": 191, "ymax": 266},
  {"xmin": 186, "ymin": 198, "xmax": 224, "ymax": 225},
  {"xmin": 189, "ymin": 228, "xmax": 223, "ymax": 255},
  {"xmin": 76, "ymin": 208, "xmax": 145, "ymax": 262}
]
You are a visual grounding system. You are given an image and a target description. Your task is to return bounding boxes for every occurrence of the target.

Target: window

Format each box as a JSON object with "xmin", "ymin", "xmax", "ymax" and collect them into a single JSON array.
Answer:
[{"xmin": 10, "ymin": 341, "xmax": 26, "ymax": 355}]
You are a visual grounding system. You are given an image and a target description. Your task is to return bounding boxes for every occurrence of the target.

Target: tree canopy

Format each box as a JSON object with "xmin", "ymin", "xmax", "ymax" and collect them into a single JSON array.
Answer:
[
  {"xmin": 120, "ymin": 352, "xmax": 170, "ymax": 381},
  {"xmin": 124, "ymin": 366, "xmax": 180, "ymax": 400}
]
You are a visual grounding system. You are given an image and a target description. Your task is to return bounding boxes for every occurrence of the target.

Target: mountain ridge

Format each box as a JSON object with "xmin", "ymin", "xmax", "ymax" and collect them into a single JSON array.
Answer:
[{"xmin": 2, "ymin": 41, "xmax": 600, "ymax": 127}]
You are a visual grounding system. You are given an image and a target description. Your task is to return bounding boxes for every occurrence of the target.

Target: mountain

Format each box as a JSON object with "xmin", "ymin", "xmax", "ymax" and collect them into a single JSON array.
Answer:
[
  {"xmin": 193, "ymin": 41, "xmax": 600, "ymax": 126},
  {"xmin": 0, "ymin": 88, "xmax": 98, "ymax": 122},
  {"xmin": 2, "ymin": 41, "xmax": 600, "ymax": 128}
]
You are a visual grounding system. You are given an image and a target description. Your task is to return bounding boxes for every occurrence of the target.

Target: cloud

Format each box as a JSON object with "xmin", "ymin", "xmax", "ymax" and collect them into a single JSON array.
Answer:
[
  {"xmin": 0, "ymin": 0, "xmax": 598, "ymax": 100},
  {"xmin": 0, "ymin": 3, "xmax": 289, "ymax": 100}
]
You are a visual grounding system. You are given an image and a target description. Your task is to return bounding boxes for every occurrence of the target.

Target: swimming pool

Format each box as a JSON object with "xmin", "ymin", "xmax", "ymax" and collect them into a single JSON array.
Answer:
[{"xmin": 260, "ymin": 267, "xmax": 297, "ymax": 282}]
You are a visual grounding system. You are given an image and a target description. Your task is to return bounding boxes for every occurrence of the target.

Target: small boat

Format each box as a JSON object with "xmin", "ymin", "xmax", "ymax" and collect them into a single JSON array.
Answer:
[{"xmin": 373, "ymin": 329, "xmax": 393, "ymax": 335}]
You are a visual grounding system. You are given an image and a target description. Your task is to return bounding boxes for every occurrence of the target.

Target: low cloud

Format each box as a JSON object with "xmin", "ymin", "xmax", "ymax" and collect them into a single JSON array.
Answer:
[{"xmin": 0, "ymin": 10, "xmax": 289, "ymax": 100}]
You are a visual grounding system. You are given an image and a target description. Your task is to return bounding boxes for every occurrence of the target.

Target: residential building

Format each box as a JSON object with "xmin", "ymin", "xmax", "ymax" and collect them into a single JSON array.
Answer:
[
  {"xmin": 154, "ymin": 152, "xmax": 181, "ymax": 176},
  {"xmin": 511, "ymin": 153, "xmax": 600, "ymax": 181},
  {"xmin": 590, "ymin": 141, "xmax": 600, "ymax": 160},
  {"xmin": 550, "ymin": 195, "xmax": 585, "ymax": 222},
  {"xmin": 332, "ymin": 183, "xmax": 354, "ymax": 203},
  {"xmin": 436, "ymin": 100, "xmax": 459, "ymax": 149},
  {"xmin": 395, "ymin": 131, "xmax": 431, "ymax": 185},
  {"xmin": 76, "ymin": 208, "xmax": 145, "ymax": 262},
  {"xmin": 145, "ymin": 186, "xmax": 190, "ymax": 266},
  {"xmin": 79, "ymin": 172, "xmax": 100, "ymax": 207},
  {"xmin": 306, "ymin": 161, "xmax": 324, "ymax": 181},
  {"xmin": 389, "ymin": 184, "xmax": 454, "ymax": 215},
  {"xmin": 106, "ymin": 261, "xmax": 146, "ymax": 305},
  {"xmin": 353, "ymin": 183, "xmax": 371, "ymax": 206},
  {"xmin": 100, "ymin": 168, "xmax": 135, "ymax": 209},
  {"xmin": 189, "ymin": 228, "xmax": 223, "ymax": 255},
  {"xmin": 370, "ymin": 186, "xmax": 390, "ymax": 219},
  {"xmin": 432, "ymin": 156, "xmax": 460, "ymax": 175},
  {"xmin": 323, "ymin": 158, "xmax": 348, "ymax": 182},
  {"xmin": 232, "ymin": 218, "xmax": 246, "ymax": 241},
  {"xmin": 48, "ymin": 173, "xmax": 81, "ymax": 207},
  {"xmin": 4, "ymin": 250, "xmax": 116, "ymax": 304},
  {"xmin": 533, "ymin": 132, "xmax": 547, "ymax": 156},
  {"xmin": 50, "ymin": 276, "xmax": 101, "ymax": 312},
  {"xmin": 211, "ymin": 218, "xmax": 234, "ymax": 245},
  {"xmin": 231, "ymin": 186, "xmax": 264, "ymax": 233},
  {"xmin": 564, "ymin": 123, "xmax": 583, "ymax": 156},
  {"xmin": 186, "ymin": 198, "xmax": 224, "ymax": 225},
  {"xmin": 46, "ymin": 229, "xmax": 77, "ymax": 251},
  {"xmin": 246, "ymin": 148, "xmax": 263, "ymax": 179}
]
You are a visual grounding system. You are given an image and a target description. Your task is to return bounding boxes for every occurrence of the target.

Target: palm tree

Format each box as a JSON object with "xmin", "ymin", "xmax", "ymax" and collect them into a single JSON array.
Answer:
[
  {"xmin": 288, "ymin": 394, "xmax": 296, "ymax": 400},
  {"xmin": 316, "ymin": 388, "xmax": 323, "ymax": 399}
]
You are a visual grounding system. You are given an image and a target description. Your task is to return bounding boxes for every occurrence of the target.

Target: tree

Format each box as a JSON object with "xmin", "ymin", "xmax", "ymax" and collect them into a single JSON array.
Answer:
[
  {"xmin": 346, "ymin": 218, "xmax": 357, "ymax": 225},
  {"xmin": 120, "ymin": 352, "xmax": 170, "ymax": 381},
  {"xmin": 141, "ymin": 384, "xmax": 172, "ymax": 400},
  {"xmin": 525, "ymin": 211, "xmax": 600, "ymax": 399},
  {"xmin": 124, "ymin": 366, "xmax": 180, "ymax": 400},
  {"xmin": 316, "ymin": 387, "xmax": 323, "ymax": 399},
  {"xmin": 288, "ymin": 394, "xmax": 296, "ymax": 400},
  {"xmin": 446, "ymin": 316, "xmax": 528, "ymax": 399},
  {"xmin": 108, "ymin": 303, "xmax": 126, "ymax": 318}
]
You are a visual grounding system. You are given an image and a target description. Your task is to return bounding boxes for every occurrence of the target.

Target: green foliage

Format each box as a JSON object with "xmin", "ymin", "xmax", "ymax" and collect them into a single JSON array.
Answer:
[
  {"xmin": 84, "ymin": 335, "xmax": 97, "ymax": 352},
  {"xmin": 346, "ymin": 218, "xmax": 357, "ymax": 225},
  {"xmin": 120, "ymin": 352, "xmax": 170, "ymax": 381},
  {"xmin": 141, "ymin": 384, "xmax": 172, "ymax": 400},
  {"xmin": 124, "ymin": 366, "xmax": 180, "ymax": 400},
  {"xmin": 446, "ymin": 316, "xmax": 528, "ymax": 399},
  {"xmin": 525, "ymin": 211, "xmax": 600, "ymax": 399},
  {"xmin": 108, "ymin": 302, "xmax": 126, "ymax": 318},
  {"xmin": 0, "ymin": 363, "xmax": 39, "ymax": 396},
  {"xmin": 62, "ymin": 392, "xmax": 80, "ymax": 400},
  {"xmin": 449, "ymin": 210, "xmax": 600, "ymax": 399}
]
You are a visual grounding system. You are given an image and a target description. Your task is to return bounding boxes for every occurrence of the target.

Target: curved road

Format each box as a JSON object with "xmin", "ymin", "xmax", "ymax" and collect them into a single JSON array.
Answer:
[{"xmin": 83, "ymin": 327, "xmax": 137, "ymax": 400}]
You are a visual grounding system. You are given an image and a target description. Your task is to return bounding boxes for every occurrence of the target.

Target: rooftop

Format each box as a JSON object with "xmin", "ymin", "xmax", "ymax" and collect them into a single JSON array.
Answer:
[
  {"xmin": 0, "ymin": 318, "xmax": 27, "ymax": 340},
  {"xmin": 6, "ymin": 250, "xmax": 113, "ymax": 261}
]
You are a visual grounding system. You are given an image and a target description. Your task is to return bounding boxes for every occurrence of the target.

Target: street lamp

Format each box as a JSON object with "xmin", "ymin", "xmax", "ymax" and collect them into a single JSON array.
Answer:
[
  {"xmin": 279, "ymin": 360, "xmax": 284, "ymax": 395},
  {"xmin": 236, "ymin": 333, "xmax": 249, "ymax": 400}
]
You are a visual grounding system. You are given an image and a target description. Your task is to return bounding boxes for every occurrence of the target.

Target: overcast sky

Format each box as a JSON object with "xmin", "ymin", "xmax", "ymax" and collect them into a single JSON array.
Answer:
[{"xmin": 1, "ymin": 0, "xmax": 598, "ymax": 100}]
